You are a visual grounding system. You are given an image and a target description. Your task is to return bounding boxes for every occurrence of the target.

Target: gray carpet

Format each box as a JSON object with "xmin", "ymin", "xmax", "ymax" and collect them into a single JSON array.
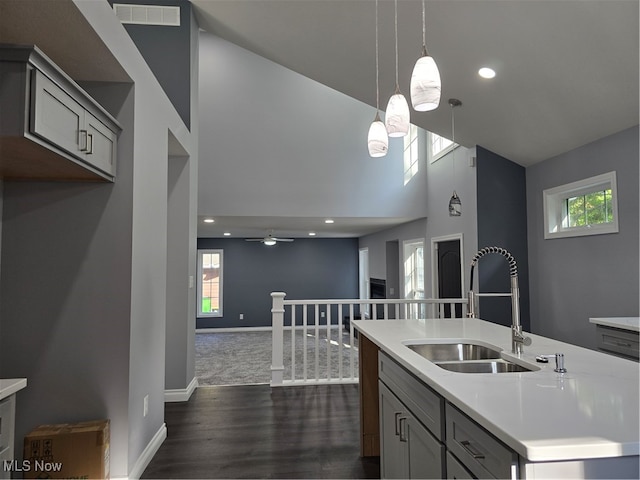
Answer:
[{"xmin": 195, "ymin": 329, "xmax": 359, "ymax": 386}]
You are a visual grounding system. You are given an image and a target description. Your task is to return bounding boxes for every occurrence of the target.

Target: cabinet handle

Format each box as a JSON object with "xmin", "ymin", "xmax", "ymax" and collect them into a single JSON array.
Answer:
[
  {"xmin": 398, "ymin": 417, "xmax": 408, "ymax": 443},
  {"xmin": 394, "ymin": 412, "xmax": 402, "ymax": 436},
  {"xmin": 79, "ymin": 129, "xmax": 88, "ymax": 151},
  {"xmin": 87, "ymin": 133, "xmax": 93, "ymax": 154},
  {"xmin": 460, "ymin": 440, "xmax": 485, "ymax": 459}
]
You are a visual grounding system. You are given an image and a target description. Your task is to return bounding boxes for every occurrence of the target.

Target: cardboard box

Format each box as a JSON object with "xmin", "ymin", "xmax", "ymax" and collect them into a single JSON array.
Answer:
[{"xmin": 23, "ymin": 419, "xmax": 109, "ymax": 479}]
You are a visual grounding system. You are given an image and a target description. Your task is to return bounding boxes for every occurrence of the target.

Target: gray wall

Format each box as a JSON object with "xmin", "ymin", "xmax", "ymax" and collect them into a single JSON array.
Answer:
[
  {"xmin": 198, "ymin": 32, "xmax": 428, "ymax": 221},
  {"xmin": 526, "ymin": 126, "xmax": 639, "ymax": 348},
  {"xmin": 0, "ymin": 1, "xmax": 198, "ymax": 475},
  {"xmin": 110, "ymin": 0, "xmax": 192, "ymax": 129},
  {"xmin": 476, "ymin": 146, "xmax": 531, "ymax": 330},
  {"xmin": 196, "ymin": 238, "xmax": 359, "ymax": 329}
]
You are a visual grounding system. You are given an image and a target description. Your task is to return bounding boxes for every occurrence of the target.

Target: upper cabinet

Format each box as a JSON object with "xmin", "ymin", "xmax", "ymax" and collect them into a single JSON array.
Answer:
[{"xmin": 0, "ymin": 45, "xmax": 121, "ymax": 182}]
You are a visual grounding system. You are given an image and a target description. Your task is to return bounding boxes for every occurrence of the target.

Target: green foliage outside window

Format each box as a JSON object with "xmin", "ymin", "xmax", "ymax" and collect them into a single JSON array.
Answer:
[{"xmin": 566, "ymin": 189, "xmax": 613, "ymax": 228}]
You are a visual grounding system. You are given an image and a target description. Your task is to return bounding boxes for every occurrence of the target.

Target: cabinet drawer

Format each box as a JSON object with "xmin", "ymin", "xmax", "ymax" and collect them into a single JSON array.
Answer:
[
  {"xmin": 379, "ymin": 352, "xmax": 445, "ymax": 441},
  {"xmin": 0, "ymin": 395, "xmax": 16, "ymax": 451},
  {"xmin": 596, "ymin": 325, "xmax": 639, "ymax": 360},
  {"xmin": 446, "ymin": 403, "xmax": 518, "ymax": 479}
]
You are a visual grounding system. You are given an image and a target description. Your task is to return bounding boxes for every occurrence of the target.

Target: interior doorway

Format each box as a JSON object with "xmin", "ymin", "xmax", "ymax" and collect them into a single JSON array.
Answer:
[{"xmin": 431, "ymin": 234, "xmax": 465, "ymax": 318}]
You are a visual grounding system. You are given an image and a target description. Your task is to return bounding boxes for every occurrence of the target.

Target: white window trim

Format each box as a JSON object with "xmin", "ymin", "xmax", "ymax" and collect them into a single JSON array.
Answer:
[
  {"xmin": 428, "ymin": 131, "xmax": 457, "ymax": 163},
  {"xmin": 197, "ymin": 249, "xmax": 223, "ymax": 317},
  {"xmin": 543, "ymin": 171, "xmax": 619, "ymax": 240}
]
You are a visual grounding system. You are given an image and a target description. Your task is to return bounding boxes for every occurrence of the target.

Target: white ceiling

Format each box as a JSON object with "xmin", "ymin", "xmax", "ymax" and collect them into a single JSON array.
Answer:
[
  {"xmin": 2, "ymin": 0, "xmax": 636, "ymax": 240},
  {"xmin": 191, "ymin": 0, "xmax": 638, "ymax": 239},
  {"xmin": 192, "ymin": 0, "xmax": 638, "ymax": 168}
]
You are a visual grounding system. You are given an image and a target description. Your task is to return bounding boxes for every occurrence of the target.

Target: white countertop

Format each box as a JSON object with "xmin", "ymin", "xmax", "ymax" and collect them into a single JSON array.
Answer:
[
  {"xmin": 353, "ymin": 318, "xmax": 639, "ymax": 463},
  {"xmin": 589, "ymin": 317, "xmax": 640, "ymax": 333},
  {"xmin": 0, "ymin": 378, "xmax": 27, "ymax": 400}
]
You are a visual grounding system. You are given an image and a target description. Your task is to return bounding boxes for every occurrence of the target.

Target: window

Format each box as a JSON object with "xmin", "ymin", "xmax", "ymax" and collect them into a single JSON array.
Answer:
[
  {"xmin": 429, "ymin": 131, "xmax": 455, "ymax": 163},
  {"xmin": 543, "ymin": 171, "xmax": 619, "ymax": 239},
  {"xmin": 197, "ymin": 249, "xmax": 223, "ymax": 316},
  {"xmin": 404, "ymin": 124, "xmax": 419, "ymax": 185},
  {"xmin": 403, "ymin": 239, "xmax": 425, "ymax": 319}
]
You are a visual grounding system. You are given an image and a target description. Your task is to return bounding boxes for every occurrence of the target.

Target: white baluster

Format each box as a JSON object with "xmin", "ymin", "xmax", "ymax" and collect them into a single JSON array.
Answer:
[
  {"xmin": 303, "ymin": 305, "xmax": 308, "ymax": 382},
  {"xmin": 291, "ymin": 304, "xmax": 296, "ymax": 381},
  {"xmin": 327, "ymin": 303, "xmax": 332, "ymax": 381},
  {"xmin": 315, "ymin": 303, "xmax": 320, "ymax": 381},
  {"xmin": 270, "ymin": 292, "xmax": 286, "ymax": 386}
]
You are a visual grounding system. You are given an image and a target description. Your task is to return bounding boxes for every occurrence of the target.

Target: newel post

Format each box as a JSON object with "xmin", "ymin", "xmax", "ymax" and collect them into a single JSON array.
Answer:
[{"xmin": 270, "ymin": 292, "xmax": 286, "ymax": 386}]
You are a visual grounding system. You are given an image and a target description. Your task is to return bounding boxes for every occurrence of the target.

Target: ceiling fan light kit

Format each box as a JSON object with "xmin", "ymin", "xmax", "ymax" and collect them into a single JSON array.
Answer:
[{"xmin": 245, "ymin": 232, "xmax": 294, "ymax": 246}]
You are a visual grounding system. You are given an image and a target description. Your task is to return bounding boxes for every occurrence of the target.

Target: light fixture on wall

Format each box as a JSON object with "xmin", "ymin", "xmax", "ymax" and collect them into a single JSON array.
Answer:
[
  {"xmin": 410, "ymin": 0, "xmax": 441, "ymax": 112},
  {"xmin": 368, "ymin": 0, "xmax": 388, "ymax": 157},
  {"xmin": 385, "ymin": 0, "xmax": 410, "ymax": 137},
  {"xmin": 448, "ymin": 98, "xmax": 462, "ymax": 217}
]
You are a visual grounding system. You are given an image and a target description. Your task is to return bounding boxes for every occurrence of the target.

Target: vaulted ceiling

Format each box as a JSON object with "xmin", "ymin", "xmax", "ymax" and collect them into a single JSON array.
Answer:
[{"xmin": 192, "ymin": 0, "xmax": 639, "ymax": 167}]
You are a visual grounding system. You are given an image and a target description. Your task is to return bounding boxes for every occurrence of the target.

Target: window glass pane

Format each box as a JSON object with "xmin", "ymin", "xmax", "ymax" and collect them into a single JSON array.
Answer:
[{"xmin": 199, "ymin": 250, "xmax": 222, "ymax": 316}]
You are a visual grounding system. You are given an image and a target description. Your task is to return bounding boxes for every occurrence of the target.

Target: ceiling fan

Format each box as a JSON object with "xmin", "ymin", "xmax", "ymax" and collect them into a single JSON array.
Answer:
[{"xmin": 245, "ymin": 231, "xmax": 294, "ymax": 246}]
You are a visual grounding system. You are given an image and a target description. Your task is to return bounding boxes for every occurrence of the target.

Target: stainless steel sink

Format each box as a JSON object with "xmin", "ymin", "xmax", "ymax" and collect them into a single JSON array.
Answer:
[
  {"xmin": 435, "ymin": 360, "xmax": 536, "ymax": 373},
  {"xmin": 405, "ymin": 342, "xmax": 502, "ymax": 362}
]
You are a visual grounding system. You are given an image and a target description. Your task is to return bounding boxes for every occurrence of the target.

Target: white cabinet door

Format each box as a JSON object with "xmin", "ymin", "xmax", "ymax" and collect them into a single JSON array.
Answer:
[
  {"xmin": 31, "ymin": 69, "xmax": 84, "ymax": 158},
  {"xmin": 380, "ymin": 382, "xmax": 408, "ymax": 479},
  {"xmin": 407, "ymin": 415, "xmax": 445, "ymax": 479},
  {"xmin": 85, "ymin": 110, "xmax": 117, "ymax": 176}
]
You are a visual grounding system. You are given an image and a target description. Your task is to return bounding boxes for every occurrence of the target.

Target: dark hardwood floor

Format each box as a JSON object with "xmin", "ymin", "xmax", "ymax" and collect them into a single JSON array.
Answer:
[{"xmin": 142, "ymin": 384, "xmax": 380, "ymax": 479}]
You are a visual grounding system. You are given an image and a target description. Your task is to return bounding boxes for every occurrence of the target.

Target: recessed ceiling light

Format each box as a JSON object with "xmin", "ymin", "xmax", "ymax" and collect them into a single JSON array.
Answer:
[
  {"xmin": 324, "ymin": 219, "xmax": 334, "ymax": 224},
  {"xmin": 223, "ymin": 232, "xmax": 231, "ymax": 236},
  {"xmin": 478, "ymin": 67, "xmax": 496, "ymax": 79},
  {"xmin": 308, "ymin": 232, "xmax": 317, "ymax": 236},
  {"xmin": 203, "ymin": 218, "xmax": 215, "ymax": 223}
]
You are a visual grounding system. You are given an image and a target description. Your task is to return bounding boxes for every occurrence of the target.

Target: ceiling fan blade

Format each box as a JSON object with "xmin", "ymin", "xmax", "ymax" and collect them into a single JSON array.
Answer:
[
  {"xmin": 245, "ymin": 238, "xmax": 264, "ymax": 242},
  {"xmin": 272, "ymin": 238, "xmax": 294, "ymax": 242}
]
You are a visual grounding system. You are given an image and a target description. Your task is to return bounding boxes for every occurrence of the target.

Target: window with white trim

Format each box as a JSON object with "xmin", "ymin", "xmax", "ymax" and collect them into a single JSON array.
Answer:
[
  {"xmin": 403, "ymin": 124, "xmax": 419, "ymax": 185},
  {"xmin": 543, "ymin": 171, "xmax": 619, "ymax": 239},
  {"xmin": 429, "ymin": 131, "xmax": 455, "ymax": 163},
  {"xmin": 403, "ymin": 239, "xmax": 425, "ymax": 319},
  {"xmin": 197, "ymin": 249, "xmax": 223, "ymax": 316}
]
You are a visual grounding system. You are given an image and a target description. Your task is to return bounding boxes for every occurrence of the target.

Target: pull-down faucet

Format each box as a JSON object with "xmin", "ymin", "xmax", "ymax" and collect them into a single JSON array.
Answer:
[{"xmin": 467, "ymin": 247, "xmax": 531, "ymax": 354}]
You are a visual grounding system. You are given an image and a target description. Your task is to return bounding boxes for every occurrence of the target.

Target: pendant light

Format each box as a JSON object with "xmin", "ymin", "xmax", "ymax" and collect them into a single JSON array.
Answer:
[
  {"xmin": 448, "ymin": 98, "xmax": 462, "ymax": 217},
  {"xmin": 385, "ymin": 0, "xmax": 410, "ymax": 137},
  {"xmin": 368, "ymin": 0, "xmax": 388, "ymax": 157},
  {"xmin": 410, "ymin": 0, "xmax": 441, "ymax": 112}
]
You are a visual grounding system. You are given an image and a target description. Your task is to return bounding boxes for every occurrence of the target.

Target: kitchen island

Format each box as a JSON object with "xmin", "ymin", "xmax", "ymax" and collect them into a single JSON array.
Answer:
[{"xmin": 354, "ymin": 318, "xmax": 639, "ymax": 479}]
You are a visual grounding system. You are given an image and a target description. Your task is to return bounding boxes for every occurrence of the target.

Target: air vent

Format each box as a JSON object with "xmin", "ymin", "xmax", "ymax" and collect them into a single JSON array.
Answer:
[{"xmin": 113, "ymin": 3, "xmax": 180, "ymax": 26}]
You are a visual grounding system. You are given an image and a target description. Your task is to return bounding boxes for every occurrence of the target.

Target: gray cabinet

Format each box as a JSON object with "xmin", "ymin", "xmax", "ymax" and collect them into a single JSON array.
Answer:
[
  {"xmin": 0, "ymin": 44, "xmax": 120, "ymax": 181},
  {"xmin": 0, "ymin": 395, "xmax": 16, "ymax": 480},
  {"xmin": 446, "ymin": 403, "xmax": 519, "ymax": 479},
  {"xmin": 595, "ymin": 325, "xmax": 639, "ymax": 360},
  {"xmin": 379, "ymin": 352, "xmax": 445, "ymax": 479}
]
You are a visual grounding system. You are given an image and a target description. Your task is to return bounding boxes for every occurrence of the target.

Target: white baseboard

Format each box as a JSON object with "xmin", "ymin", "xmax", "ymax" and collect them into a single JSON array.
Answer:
[
  {"xmin": 127, "ymin": 423, "xmax": 167, "ymax": 480},
  {"xmin": 196, "ymin": 326, "xmax": 272, "ymax": 333},
  {"xmin": 164, "ymin": 376, "xmax": 198, "ymax": 402}
]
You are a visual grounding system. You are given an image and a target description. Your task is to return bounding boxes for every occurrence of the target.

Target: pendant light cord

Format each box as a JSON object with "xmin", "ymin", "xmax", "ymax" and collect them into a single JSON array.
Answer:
[
  {"xmin": 422, "ymin": 0, "xmax": 426, "ymax": 48},
  {"xmin": 375, "ymin": 0, "xmax": 380, "ymax": 112},
  {"xmin": 394, "ymin": 0, "xmax": 399, "ymax": 89}
]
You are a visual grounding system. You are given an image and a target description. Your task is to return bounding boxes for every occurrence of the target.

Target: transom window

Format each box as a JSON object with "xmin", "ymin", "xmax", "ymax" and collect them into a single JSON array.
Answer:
[
  {"xmin": 197, "ymin": 249, "xmax": 223, "ymax": 316},
  {"xmin": 543, "ymin": 171, "xmax": 619, "ymax": 239},
  {"xmin": 429, "ymin": 132, "xmax": 455, "ymax": 163},
  {"xmin": 404, "ymin": 124, "xmax": 419, "ymax": 185}
]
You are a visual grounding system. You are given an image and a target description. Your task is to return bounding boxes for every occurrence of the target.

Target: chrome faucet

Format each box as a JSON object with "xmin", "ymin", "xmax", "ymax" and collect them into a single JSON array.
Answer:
[{"xmin": 467, "ymin": 247, "xmax": 531, "ymax": 354}]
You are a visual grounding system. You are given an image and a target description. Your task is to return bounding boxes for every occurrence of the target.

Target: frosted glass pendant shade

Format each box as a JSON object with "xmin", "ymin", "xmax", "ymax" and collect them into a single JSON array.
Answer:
[
  {"xmin": 368, "ymin": 114, "xmax": 388, "ymax": 157},
  {"xmin": 410, "ymin": 53, "xmax": 441, "ymax": 111},
  {"xmin": 449, "ymin": 191, "xmax": 462, "ymax": 216},
  {"xmin": 385, "ymin": 91, "xmax": 410, "ymax": 137}
]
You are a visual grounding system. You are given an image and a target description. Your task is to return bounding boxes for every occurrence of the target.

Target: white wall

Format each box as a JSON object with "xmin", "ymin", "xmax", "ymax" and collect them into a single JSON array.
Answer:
[{"xmin": 198, "ymin": 32, "xmax": 428, "ymax": 220}]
